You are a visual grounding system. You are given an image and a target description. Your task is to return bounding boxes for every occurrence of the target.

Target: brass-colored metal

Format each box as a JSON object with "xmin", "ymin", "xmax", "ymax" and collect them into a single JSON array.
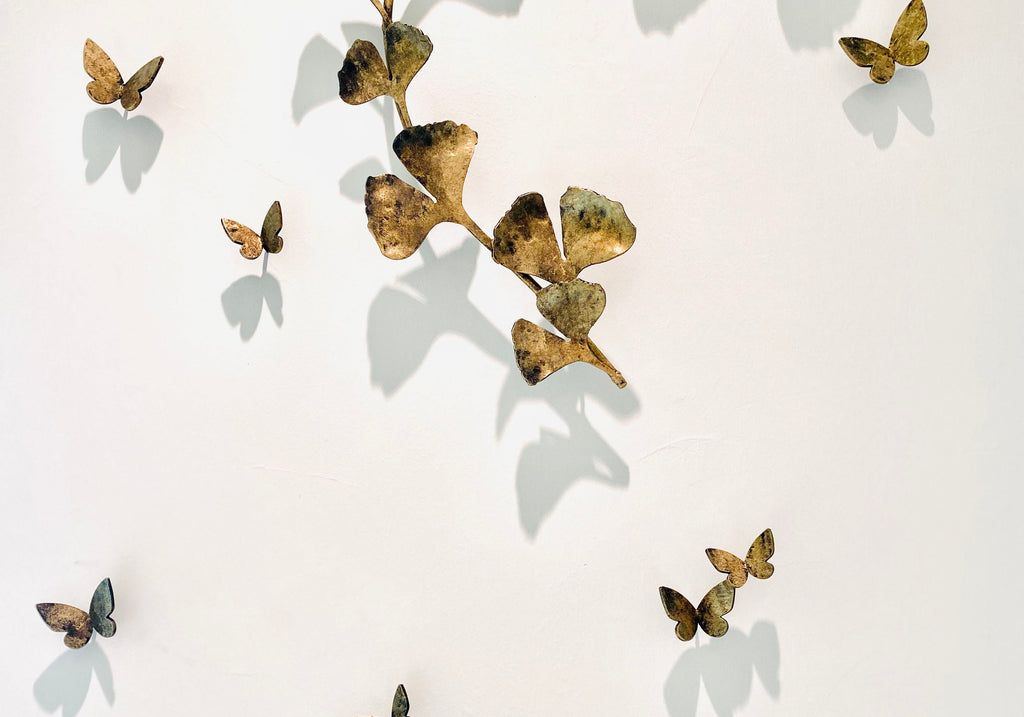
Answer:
[
  {"xmin": 706, "ymin": 528, "xmax": 775, "ymax": 588},
  {"xmin": 36, "ymin": 578, "xmax": 116, "ymax": 650},
  {"xmin": 392, "ymin": 684, "xmax": 409, "ymax": 717},
  {"xmin": 343, "ymin": 0, "xmax": 635, "ymax": 388},
  {"xmin": 84, "ymin": 39, "xmax": 163, "ymax": 111},
  {"xmin": 660, "ymin": 530, "xmax": 775, "ymax": 642},
  {"xmin": 840, "ymin": 0, "xmax": 929, "ymax": 84},
  {"xmin": 222, "ymin": 201, "xmax": 284, "ymax": 260}
]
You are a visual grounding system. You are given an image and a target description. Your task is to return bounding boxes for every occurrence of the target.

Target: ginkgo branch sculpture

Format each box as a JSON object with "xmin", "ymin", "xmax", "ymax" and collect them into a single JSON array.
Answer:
[{"xmin": 339, "ymin": 1, "xmax": 635, "ymax": 388}]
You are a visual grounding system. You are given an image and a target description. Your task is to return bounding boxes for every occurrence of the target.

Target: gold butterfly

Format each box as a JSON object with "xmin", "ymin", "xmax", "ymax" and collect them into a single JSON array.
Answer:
[
  {"xmin": 84, "ymin": 39, "xmax": 164, "ymax": 111},
  {"xmin": 221, "ymin": 201, "xmax": 284, "ymax": 260},
  {"xmin": 36, "ymin": 578, "xmax": 116, "ymax": 649},
  {"xmin": 660, "ymin": 581, "xmax": 737, "ymax": 641},
  {"xmin": 839, "ymin": 0, "xmax": 929, "ymax": 84},
  {"xmin": 705, "ymin": 528, "xmax": 775, "ymax": 588}
]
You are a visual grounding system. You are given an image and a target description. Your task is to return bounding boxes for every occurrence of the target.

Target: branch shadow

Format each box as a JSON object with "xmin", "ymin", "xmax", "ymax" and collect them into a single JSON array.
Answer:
[
  {"xmin": 776, "ymin": 0, "xmax": 861, "ymax": 50},
  {"xmin": 401, "ymin": 0, "xmax": 524, "ymax": 26},
  {"xmin": 366, "ymin": 237, "xmax": 639, "ymax": 538},
  {"xmin": 221, "ymin": 254, "xmax": 284, "ymax": 341},
  {"xmin": 632, "ymin": 0, "xmax": 707, "ymax": 35},
  {"xmin": 664, "ymin": 622, "xmax": 780, "ymax": 717},
  {"xmin": 82, "ymin": 108, "xmax": 163, "ymax": 192},
  {"xmin": 34, "ymin": 641, "xmax": 115, "ymax": 717},
  {"xmin": 842, "ymin": 69, "xmax": 934, "ymax": 149}
]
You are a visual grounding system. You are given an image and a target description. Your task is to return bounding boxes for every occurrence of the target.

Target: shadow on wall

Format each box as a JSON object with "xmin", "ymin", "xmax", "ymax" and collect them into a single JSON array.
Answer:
[
  {"xmin": 400, "ymin": 0, "xmax": 524, "ymax": 26},
  {"xmin": 776, "ymin": 0, "xmax": 861, "ymax": 50},
  {"xmin": 366, "ymin": 238, "xmax": 640, "ymax": 538},
  {"xmin": 664, "ymin": 622, "xmax": 780, "ymax": 717},
  {"xmin": 82, "ymin": 108, "xmax": 163, "ymax": 192},
  {"xmin": 222, "ymin": 254, "xmax": 284, "ymax": 341},
  {"xmin": 633, "ymin": 0, "xmax": 707, "ymax": 35},
  {"xmin": 34, "ymin": 641, "xmax": 115, "ymax": 717},
  {"xmin": 842, "ymin": 69, "xmax": 934, "ymax": 149}
]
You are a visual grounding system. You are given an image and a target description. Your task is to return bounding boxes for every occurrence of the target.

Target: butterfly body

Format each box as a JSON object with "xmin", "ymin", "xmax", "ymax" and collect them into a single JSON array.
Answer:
[
  {"xmin": 84, "ymin": 40, "xmax": 163, "ymax": 111},
  {"xmin": 839, "ymin": 0, "xmax": 929, "ymax": 84},
  {"xmin": 222, "ymin": 201, "xmax": 284, "ymax": 260},
  {"xmin": 37, "ymin": 578, "xmax": 116, "ymax": 649}
]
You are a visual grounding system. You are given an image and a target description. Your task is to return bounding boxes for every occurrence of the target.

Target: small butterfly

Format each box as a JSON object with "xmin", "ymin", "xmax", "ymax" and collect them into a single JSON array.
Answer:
[
  {"xmin": 839, "ymin": 0, "xmax": 929, "ymax": 85},
  {"xmin": 36, "ymin": 578, "xmax": 116, "ymax": 649},
  {"xmin": 221, "ymin": 201, "xmax": 284, "ymax": 260},
  {"xmin": 84, "ymin": 39, "xmax": 164, "ymax": 112},
  {"xmin": 705, "ymin": 528, "xmax": 775, "ymax": 588}
]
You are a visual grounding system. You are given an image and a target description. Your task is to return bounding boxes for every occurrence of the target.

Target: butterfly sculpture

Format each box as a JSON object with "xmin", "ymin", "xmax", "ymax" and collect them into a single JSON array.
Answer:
[
  {"xmin": 84, "ymin": 39, "xmax": 164, "ymax": 112},
  {"xmin": 221, "ymin": 201, "xmax": 284, "ymax": 260},
  {"xmin": 839, "ymin": 0, "xmax": 929, "ymax": 85},
  {"xmin": 660, "ymin": 529, "xmax": 774, "ymax": 641},
  {"xmin": 36, "ymin": 578, "xmax": 116, "ymax": 649}
]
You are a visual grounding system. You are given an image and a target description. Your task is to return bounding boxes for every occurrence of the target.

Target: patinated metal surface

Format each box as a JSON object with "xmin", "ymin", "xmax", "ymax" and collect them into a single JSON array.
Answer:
[
  {"xmin": 222, "ymin": 201, "xmax": 284, "ymax": 260},
  {"xmin": 84, "ymin": 39, "xmax": 163, "ymax": 111},
  {"xmin": 660, "ymin": 530, "xmax": 775, "ymax": 642},
  {"xmin": 36, "ymin": 578, "xmax": 116, "ymax": 649},
  {"xmin": 840, "ymin": 0, "xmax": 929, "ymax": 84},
  {"xmin": 706, "ymin": 528, "xmax": 775, "ymax": 588},
  {"xmin": 392, "ymin": 684, "xmax": 410, "ymax": 717},
  {"xmin": 342, "ymin": 0, "xmax": 636, "ymax": 388}
]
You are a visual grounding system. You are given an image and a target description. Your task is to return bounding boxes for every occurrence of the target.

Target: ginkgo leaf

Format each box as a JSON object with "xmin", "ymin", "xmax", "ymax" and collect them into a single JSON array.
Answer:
[
  {"xmin": 560, "ymin": 187, "xmax": 636, "ymax": 274},
  {"xmin": 365, "ymin": 174, "xmax": 449, "ymax": 259},
  {"xmin": 393, "ymin": 121, "xmax": 478, "ymax": 207},
  {"xmin": 492, "ymin": 192, "xmax": 576, "ymax": 283},
  {"xmin": 338, "ymin": 40, "xmax": 390, "ymax": 104},
  {"xmin": 536, "ymin": 278, "xmax": 606, "ymax": 341},
  {"xmin": 511, "ymin": 319, "xmax": 603, "ymax": 385},
  {"xmin": 385, "ymin": 23, "xmax": 433, "ymax": 94}
]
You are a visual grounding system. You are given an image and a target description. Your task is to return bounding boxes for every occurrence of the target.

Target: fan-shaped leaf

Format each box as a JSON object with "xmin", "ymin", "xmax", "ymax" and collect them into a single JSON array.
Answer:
[
  {"xmin": 560, "ymin": 187, "xmax": 636, "ymax": 274},
  {"xmin": 511, "ymin": 319, "xmax": 602, "ymax": 385},
  {"xmin": 338, "ymin": 40, "xmax": 390, "ymax": 105},
  {"xmin": 536, "ymin": 278, "xmax": 606, "ymax": 340},
  {"xmin": 493, "ymin": 192, "xmax": 574, "ymax": 283},
  {"xmin": 393, "ymin": 121, "xmax": 478, "ymax": 206},
  {"xmin": 385, "ymin": 23, "xmax": 433, "ymax": 93},
  {"xmin": 365, "ymin": 175, "xmax": 448, "ymax": 259}
]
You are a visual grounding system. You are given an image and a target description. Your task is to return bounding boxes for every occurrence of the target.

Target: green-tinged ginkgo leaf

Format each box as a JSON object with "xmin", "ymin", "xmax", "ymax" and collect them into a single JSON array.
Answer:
[
  {"xmin": 536, "ymin": 278, "xmax": 606, "ymax": 341},
  {"xmin": 560, "ymin": 187, "xmax": 636, "ymax": 274},
  {"xmin": 392, "ymin": 684, "xmax": 409, "ymax": 717},
  {"xmin": 386, "ymin": 23, "xmax": 433, "ymax": 93}
]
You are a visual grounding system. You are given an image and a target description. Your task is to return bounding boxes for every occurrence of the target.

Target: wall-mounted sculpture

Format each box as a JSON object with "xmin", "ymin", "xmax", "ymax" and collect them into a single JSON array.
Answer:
[
  {"xmin": 36, "ymin": 578, "xmax": 116, "ymax": 649},
  {"xmin": 660, "ymin": 530, "xmax": 774, "ymax": 640},
  {"xmin": 339, "ymin": 0, "xmax": 634, "ymax": 388},
  {"xmin": 839, "ymin": 0, "xmax": 929, "ymax": 85},
  {"xmin": 222, "ymin": 201, "xmax": 284, "ymax": 260},
  {"xmin": 84, "ymin": 39, "xmax": 164, "ymax": 111}
]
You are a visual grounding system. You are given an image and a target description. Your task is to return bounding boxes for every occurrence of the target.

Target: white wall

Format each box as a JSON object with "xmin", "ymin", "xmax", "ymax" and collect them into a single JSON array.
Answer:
[{"xmin": 2, "ymin": 1, "xmax": 1022, "ymax": 715}]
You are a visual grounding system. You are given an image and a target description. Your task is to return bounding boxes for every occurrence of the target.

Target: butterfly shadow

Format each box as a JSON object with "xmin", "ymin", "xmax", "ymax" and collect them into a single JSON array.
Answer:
[
  {"xmin": 842, "ymin": 68, "xmax": 934, "ymax": 149},
  {"xmin": 664, "ymin": 622, "xmax": 780, "ymax": 717},
  {"xmin": 632, "ymin": 0, "xmax": 707, "ymax": 35},
  {"xmin": 82, "ymin": 108, "xmax": 163, "ymax": 193},
  {"xmin": 776, "ymin": 0, "xmax": 861, "ymax": 50},
  {"xmin": 366, "ymin": 237, "xmax": 640, "ymax": 538},
  {"xmin": 221, "ymin": 253, "xmax": 284, "ymax": 341},
  {"xmin": 33, "ymin": 641, "xmax": 115, "ymax": 717}
]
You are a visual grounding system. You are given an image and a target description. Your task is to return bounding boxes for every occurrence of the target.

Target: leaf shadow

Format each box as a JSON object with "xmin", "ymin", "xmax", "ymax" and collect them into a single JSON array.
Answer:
[
  {"xmin": 221, "ymin": 254, "xmax": 284, "ymax": 341},
  {"xmin": 34, "ymin": 641, "xmax": 115, "ymax": 717},
  {"xmin": 82, "ymin": 108, "xmax": 163, "ymax": 192},
  {"xmin": 776, "ymin": 0, "xmax": 861, "ymax": 50},
  {"xmin": 632, "ymin": 0, "xmax": 707, "ymax": 35},
  {"xmin": 842, "ymin": 68, "xmax": 934, "ymax": 149},
  {"xmin": 664, "ymin": 622, "xmax": 780, "ymax": 717},
  {"xmin": 292, "ymin": 34, "xmax": 347, "ymax": 124},
  {"xmin": 366, "ymin": 237, "xmax": 640, "ymax": 538},
  {"xmin": 401, "ymin": 0, "xmax": 524, "ymax": 26}
]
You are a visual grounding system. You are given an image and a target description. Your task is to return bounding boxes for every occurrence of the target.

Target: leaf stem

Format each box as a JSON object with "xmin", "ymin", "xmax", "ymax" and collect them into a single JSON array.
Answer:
[{"xmin": 369, "ymin": 0, "xmax": 390, "ymax": 24}]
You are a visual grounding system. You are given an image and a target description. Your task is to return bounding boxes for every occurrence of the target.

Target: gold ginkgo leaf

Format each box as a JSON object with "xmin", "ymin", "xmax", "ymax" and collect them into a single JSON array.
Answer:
[
  {"xmin": 560, "ymin": 187, "xmax": 637, "ymax": 274},
  {"xmin": 493, "ymin": 193, "xmax": 576, "ymax": 284},
  {"xmin": 364, "ymin": 122, "xmax": 479, "ymax": 260},
  {"xmin": 337, "ymin": 40, "xmax": 390, "ymax": 104},
  {"xmin": 385, "ymin": 23, "xmax": 432, "ymax": 93},
  {"xmin": 511, "ymin": 319, "xmax": 606, "ymax": 385},
  {"xmin": 840, "ymin": 0, "xmax": 929, "ymax": 84},
  {"xmin": 338, "ymin": 22, "xmax": 433, "ymax": 123},
  {"xmin": 536, "ymin": 278, "xmax": 606, "ymax": 341}
]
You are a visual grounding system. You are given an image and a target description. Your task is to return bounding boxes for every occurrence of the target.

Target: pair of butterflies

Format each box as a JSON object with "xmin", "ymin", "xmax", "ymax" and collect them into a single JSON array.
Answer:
[
  {"xmin": 222, "ymin": 201, "xmax": 285, "ymax": 260},
  {"xmin": 660, "ymin": 529, "xmax": 774, "ymax": 641},
  {"xmin": 840, "ymin": 0, "xmax": 929, "ymax": 85},
  {"xmin": 37, "ymin": 578, "xmax": 116, "ymax": 649},
  {"xmin": 84, "ymin": 39, "xmax": 163, "ymax": 111}
]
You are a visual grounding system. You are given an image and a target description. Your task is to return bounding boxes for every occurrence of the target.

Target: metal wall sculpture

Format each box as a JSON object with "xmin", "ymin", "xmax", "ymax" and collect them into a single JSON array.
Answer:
[
  {"xmin": 222, "ymin": 201, "xmax": 285, "ymax": 260},
  {"xmin": 83, "ymin": 39, "xmax": 163, "ymax": 111},
  {"xmin": 36, "ymin": 578, "xmax": 117, "ymax": 650},
  {"xmin": 839, "ymin": 0, "xmax": 929, "ymax": 84},
  {"xmin": 339, "ymin": 0, "xmax": 635, "ymax": 388},
  {"xmin": 660, "ymin": 529, "xmax": 775, "ymax": 641}
]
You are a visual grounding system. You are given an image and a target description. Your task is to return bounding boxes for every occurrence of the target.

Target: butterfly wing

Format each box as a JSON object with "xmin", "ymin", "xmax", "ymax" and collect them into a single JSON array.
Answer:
[
  {"xmin": 659, "ymin": 586, "xmax": 698, "ymax": 641},
  {"xmin": 696, "ymin": 581, "xmax": 736, "ymax": 638},
  {"xmin": 838, "ymin": 38, "xmax": 896, "ymax": 84},
  {"xmin": 222, "ymin": 219, "xmax": 264, "ymax": 260},
  {"xmin": 84, "ymin": 39, "xmax": 124, "ymax": 105},
  {"xmin": 705, "ymin": 548, "xmax": 748, "ymax": 588},
  {"xmin": 121, "ymin": 56, "xmax": 164, "ymax": 111},
  {"xmin": 260, "ymin": 201, "xmax": 284, "ymax": 254},
  {"xmin": 36, "ymin": 603, "xmax": 93, "ymax": 649},
  {"xmin": 392, "ymin": 684, "xmax": 410, "ymax": 717},
  {"xmin": 890, "ymin": 0, "xmax": 929, "ymax": 67},
  {"xmin": 744, "ymin": 528, "xmax": 775, "ymax": 580},
  {"xmin": 89, "ymin": 578, "xmax": 116, "ymax": 639}
]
